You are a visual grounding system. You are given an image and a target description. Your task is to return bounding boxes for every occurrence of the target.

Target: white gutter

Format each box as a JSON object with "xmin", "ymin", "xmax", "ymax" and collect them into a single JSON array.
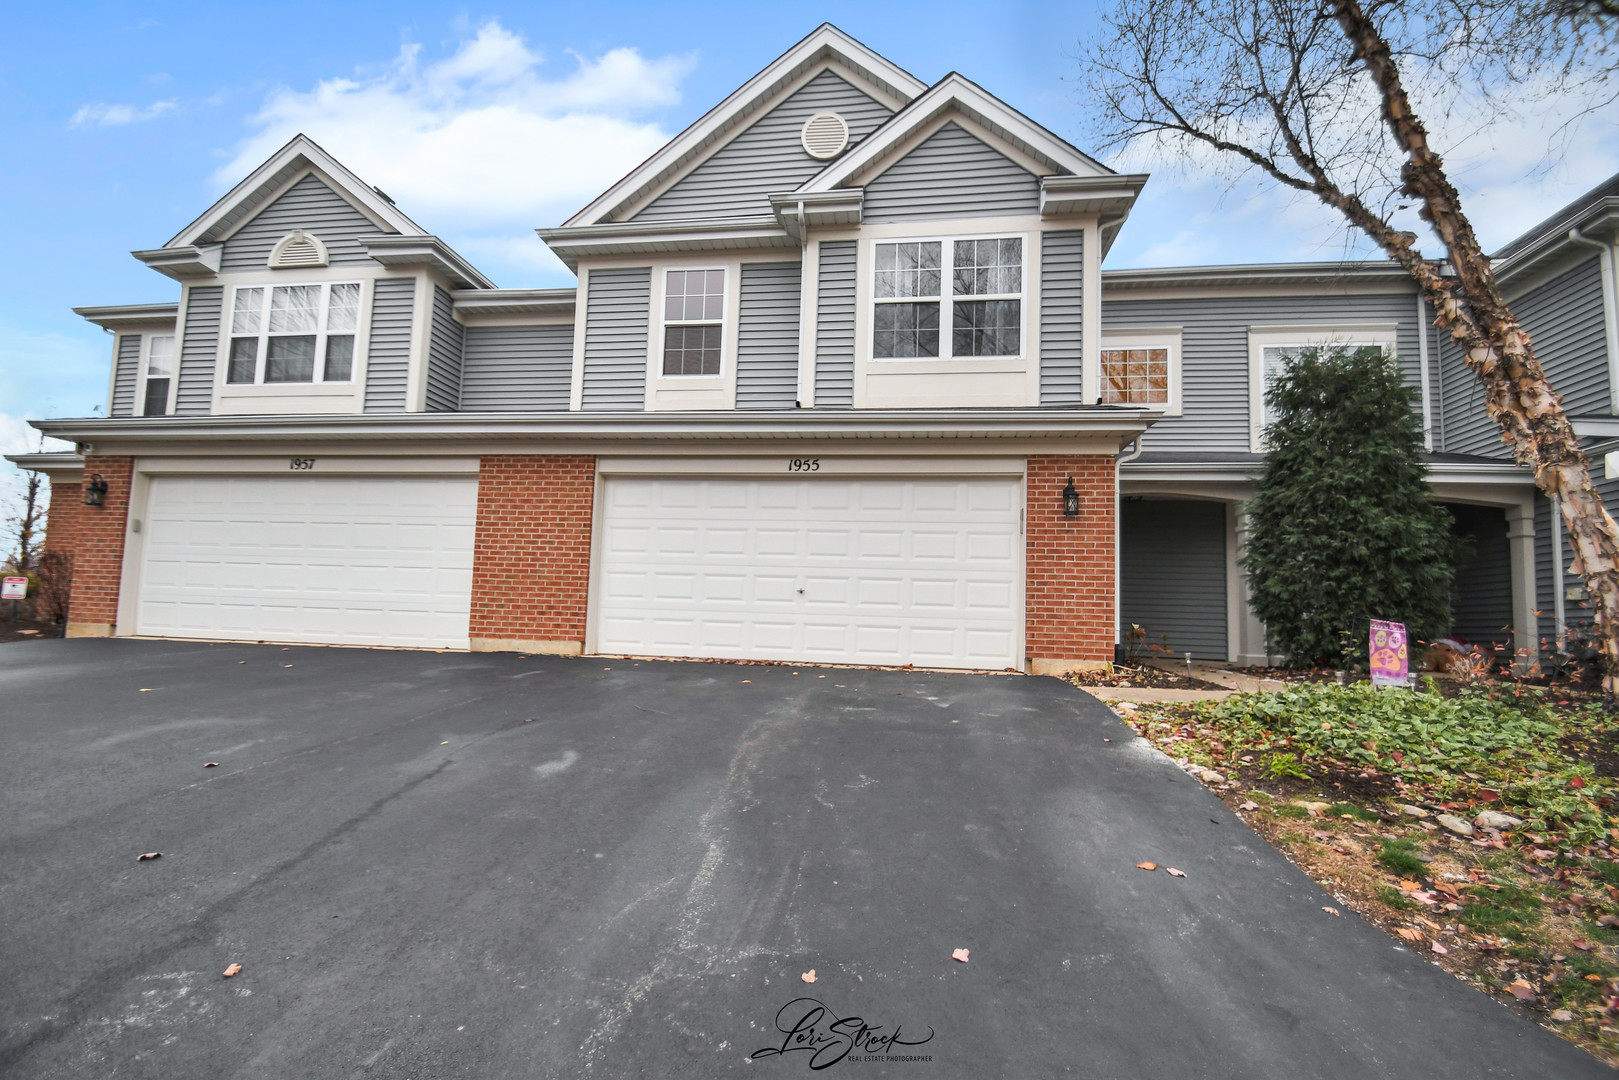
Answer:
[{"xmin": 1567, "ymin": 227, "xmax": 1619, "ymax": 414}]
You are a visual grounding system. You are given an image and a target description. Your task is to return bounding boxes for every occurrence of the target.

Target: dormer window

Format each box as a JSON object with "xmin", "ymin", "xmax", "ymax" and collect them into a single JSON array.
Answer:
[
  {"xmin": 227, "ymin": 282, "xmax": 360, "ymax": 384},
  {"xmin": 268, "ymin": 229, "xmax": 329, "ymax": 269}
]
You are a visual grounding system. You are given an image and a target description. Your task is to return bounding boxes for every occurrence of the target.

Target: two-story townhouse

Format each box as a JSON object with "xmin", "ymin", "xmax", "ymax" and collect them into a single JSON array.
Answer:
[
  {"xmin": 11, "ymin": 24, "xmax": 1617, "ymax": 674},
  {"xmin": 9, "ymin": 25, "xmax": 1155, "ymax": 674}
]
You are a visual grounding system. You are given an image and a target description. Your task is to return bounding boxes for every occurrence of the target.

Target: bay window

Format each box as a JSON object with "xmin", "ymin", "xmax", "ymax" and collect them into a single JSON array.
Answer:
[
  {"xmin": 227, "ymin": 282, "xmax": 361, "ymax": 385},
  {"xmin": 873, "ymin": 236, "xmax": 1022, "ymax": 359}
]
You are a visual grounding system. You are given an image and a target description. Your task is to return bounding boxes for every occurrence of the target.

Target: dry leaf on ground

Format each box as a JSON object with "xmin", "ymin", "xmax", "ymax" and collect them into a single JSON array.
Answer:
[
  {"xmin": 1165, "ymin": 868, "xmax": 1186, "ymax": 878},
  {"xmin": 203, "ymin": 762, "xmax": 219, "ymax": 768},
  {"xmin": 1431, "ymin": 942, "xmax": 1449, "ymax": 955},
  {"xmin": 1506, "ymin": 978, "xmax": 1537, "ymax": 1001},
  {"xmin": 1396, "ymin": 928, "xmax": 1423, "ymax": 943},
  {"xmin": 136, "ymin": 852, "xmax": 161, "ymax": 861},
  {"xmin": 800, "ymin": 970, "xmax": 816, "ymax": 984},
  {"xmin": 222, "ymin": 964, "xmax": 242, "ymax": 978},
  {"xmin": 951, "ymin": 948, "xmax": 970, "ymax": 963},
  {"xmin": 1322, "ymin": 906, "xmax": 1341, "ymax": 916},
  {"xmin": 1136, "ymin": 861, "xmax": 1157, "ymax": 871}
]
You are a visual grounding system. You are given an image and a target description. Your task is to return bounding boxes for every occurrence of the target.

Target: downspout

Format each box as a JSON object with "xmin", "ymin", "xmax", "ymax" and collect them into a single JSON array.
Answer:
[
  {"xmin": 1114, "ymin": 437, "xmax": 1144, "ymax": 655},
  {"xmin": 1568, "ymin": 227, "xmax": 1619, "ymax": 413},
  {"xmin": 1552, "ymin": 496, "xmax": 1567, "ymax": 648},
  {"xmin": 1416, "ymin": 292, "xmax": 1433, "ymax": 450}
]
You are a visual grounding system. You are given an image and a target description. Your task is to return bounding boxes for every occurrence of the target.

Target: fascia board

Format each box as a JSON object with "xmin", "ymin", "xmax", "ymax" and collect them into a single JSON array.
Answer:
[
  {"xmin": 34, "ymin": 407, "xmax": 1157, "ymax": 445},
  {"xmin": 74, "ymin": 303, "xmax": 181, "ymax": 330},
  {"xmin": 1494, "ymin": 203, "xmax": 1619, "ymax": 282},
  {"xmin": 3, "ymin": 452, "xmax": 84, "ymax": 479},
  {"xmin": 1100, "ymin": 261, "xmax": 1415, "ymax": 291},
  {"xmin": 449, "ymin": 288, "xmax": 577, "ymax": 316},
  {"xmin": 1041, "ymin": 174, "xmax": 1149, "ymax": 217},
  {"xmin": 130, "ymin": 245, "xmax": 222, "ymax": 279},
  {"xmin": 164, "ymin": 134, "xmax": 428, "ymax": 248},
  {"xmin": 796, "ymin": 74, "xmax": 1114, "ymax": 196},
  {"xmin": 539, "ymin": 219, "xmax": 794, "ymax": 270},
  {"xmin": 359, "ymin": 235, "xmax": 496, "ymax": 290},
  {"xmin": 563, "ymin": 24, "xmax": 928, "ymax": 228}
]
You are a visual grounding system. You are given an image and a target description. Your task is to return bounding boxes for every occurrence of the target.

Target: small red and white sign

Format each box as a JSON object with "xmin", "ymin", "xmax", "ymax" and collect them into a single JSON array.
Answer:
[{"xmin": 1, "ymin": 576, "xmax": 26, "ymax": 601}]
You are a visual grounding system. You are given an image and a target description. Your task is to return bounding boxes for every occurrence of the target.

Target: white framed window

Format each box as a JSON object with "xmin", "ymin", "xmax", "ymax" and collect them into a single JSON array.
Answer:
[
  {"xmin": 1099, "ymin": 328, "xmax": 1182, "ymax": 416},
  {"xmin": 140, "ymin": 334, "xmax": 175, "ymax": 417},
  {"xmin": 661, "ymin": 268, "xmax": 725, "ymax": 376},
  {"xmin": 871, "ymin": 235, "xmax": 1025, "ymax": 360},
  {"xmin": 227, "ymin": 282, "xmax": 361, "ymax": 385},
  {"xmin": 1248, "ymin": 324, "xmax": 1397, "ymax": 451}
]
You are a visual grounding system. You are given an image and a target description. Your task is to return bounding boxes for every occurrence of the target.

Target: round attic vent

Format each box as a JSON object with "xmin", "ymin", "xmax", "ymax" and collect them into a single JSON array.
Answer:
[{"xmin": 801, "ymin": 112, "xmax": 850, "ymax": 160}]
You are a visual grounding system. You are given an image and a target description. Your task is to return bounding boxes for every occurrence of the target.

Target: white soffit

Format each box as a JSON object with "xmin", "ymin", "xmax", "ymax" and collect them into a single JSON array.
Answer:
[
  {"xmin": 796, "ymin": 73, "xmax": 1116, "ymax": 195},
  {"xmin": 563, "ymin": 23, "xmax": 929, "ymax": 227}
]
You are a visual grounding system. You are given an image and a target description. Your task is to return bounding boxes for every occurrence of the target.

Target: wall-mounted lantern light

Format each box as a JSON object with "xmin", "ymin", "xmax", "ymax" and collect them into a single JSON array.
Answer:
[
  {"xmin": 84, "ymin": 474, "xmax": 109, "ymax": 507},
  {"xmin": 1061, "ymin": 476, "xmax": 1080, "ymax": 517}
]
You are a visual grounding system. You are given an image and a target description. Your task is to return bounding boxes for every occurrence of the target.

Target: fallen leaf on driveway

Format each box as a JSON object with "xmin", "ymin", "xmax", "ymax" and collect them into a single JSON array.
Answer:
[
  {"xmin": 136, "ymin": 852, "xmax": 161, "ymax": 861},
  {"xmin": 1506, "ymin": 978, "xmax": 1536, "ymax": 1001},
  {"xmin": 203, "ymin": 762, "xmax": 220, "ymax": 768},
  {"xmin": 740, "ymin": 680, "xmax": 751, "ymax": 684},
  {"xmin": 1165, "ymin": 868, "xmax": 1186, "ymax": 878},
  {"xmin": 951, "ymin": 949, "xmax": 969, "ymax": 963},
  {"xmin": 222, "ymin": 964, "xmax": 243, "ymax": 978},
  {"xmin": 1322, "ymin": 906, "xmax": 1341, "ymax": 916},
  {"xmin": 138, "ymin": 688, "xmax": 155, "ymax": 693},
  {"xmin": 1396, "ymin": 928, "xmax": 1423, "ymax": 943},
  {"xmin": 1136, "ymin": 861, "xmax": 1157, "ymax": 871},
  {"xmin": 1431, "ymin": 942, "xmax": 1448, "ymax": 955}
]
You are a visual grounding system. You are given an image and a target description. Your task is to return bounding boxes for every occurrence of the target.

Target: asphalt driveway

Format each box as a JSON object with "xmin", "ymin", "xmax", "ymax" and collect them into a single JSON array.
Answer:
[{"xmin": 0, "ymin": 639, "xmax": 1602, "ymax": 1078}]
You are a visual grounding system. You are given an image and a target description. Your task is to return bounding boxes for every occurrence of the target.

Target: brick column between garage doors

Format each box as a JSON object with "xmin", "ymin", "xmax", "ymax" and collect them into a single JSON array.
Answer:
[
  {"xmin": 469, "ymin": 455, "xmax": 595, "ymax": 655},
  {"xmin": 1026, "ymin": 454, "xmax": 1116, "ymax": 674},
  {"xmin": 64, "ymin": 456, "xmax": 134, "ymax": 639}
]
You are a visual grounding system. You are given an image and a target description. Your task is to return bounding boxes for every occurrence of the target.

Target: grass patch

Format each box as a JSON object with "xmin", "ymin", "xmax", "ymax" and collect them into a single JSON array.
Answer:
[
  {"xmin": 1273, "ymin": 803, "xmax": 1311, "ymax": 820},
  {"xmin": 1376, "ymin": 838, "xmax": 1428, "ymax": 877},
  {"xmin": 1459, "ymin": 881, "xmax": 1544, "ymax": 933},
  {"xmin": 1328, "ymin": 802, "xmax": 1378, "ymax": 822},
  {"xmin": 1375, "ymin": 885, "xmax": 1415, "ymax": 910}
]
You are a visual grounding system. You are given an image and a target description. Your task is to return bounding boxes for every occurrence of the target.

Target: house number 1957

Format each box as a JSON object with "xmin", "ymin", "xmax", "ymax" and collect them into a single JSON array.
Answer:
[
  {"xmin": 787, "ymin": 458, "xmax": 820, "ymax": 472},
  {"xmin": 289, "ymin": 457, "xmax": 316, "ymax": 471}
]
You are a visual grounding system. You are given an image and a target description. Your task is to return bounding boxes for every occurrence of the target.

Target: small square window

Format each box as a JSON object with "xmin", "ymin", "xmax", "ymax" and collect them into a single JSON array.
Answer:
[{"xmin": 1101, "ymin": 347, "xmax": 1171, "ymax": 405}]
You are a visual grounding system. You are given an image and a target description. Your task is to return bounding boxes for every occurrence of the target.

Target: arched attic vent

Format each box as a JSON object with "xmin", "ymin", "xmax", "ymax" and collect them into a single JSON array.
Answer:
[{"xmin": 268, "ymin": 229, "xmax": 329, "ymax": 269}]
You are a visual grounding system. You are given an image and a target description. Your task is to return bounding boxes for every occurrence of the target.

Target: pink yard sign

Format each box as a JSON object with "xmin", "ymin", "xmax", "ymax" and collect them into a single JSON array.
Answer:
[{"xmin": 1369, "ymin": 620, "xmax": 1409, "ymax": 688}]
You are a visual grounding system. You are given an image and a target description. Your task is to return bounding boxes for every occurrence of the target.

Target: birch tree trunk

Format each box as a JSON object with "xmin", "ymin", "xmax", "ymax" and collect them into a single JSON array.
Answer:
[{"xmin": 1331, "ymin": 0, "xmax": 1619, "ymax": 689}]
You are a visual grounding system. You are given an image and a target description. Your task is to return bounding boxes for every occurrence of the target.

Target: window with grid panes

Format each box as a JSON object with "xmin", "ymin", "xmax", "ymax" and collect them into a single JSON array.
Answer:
[
  {"xmin": 662, "ymin": 269, "xmax": 725, "ymax": 376},
  {"xmin": 227, "ymin": 282, "xmax": 360, "ymax": 384},
  {"xmin": 1100, "ymin": 347, "xmax": 1170, "ymax": 405},
  {"xmin": 873, "ymin": 237, "xmax": 1022, "ymax": 359}
]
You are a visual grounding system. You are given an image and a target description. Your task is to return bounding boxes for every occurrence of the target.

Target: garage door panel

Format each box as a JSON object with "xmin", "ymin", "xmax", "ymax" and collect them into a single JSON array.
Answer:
[
  {"xmin": 137, "ymin": 475, "xmax": 475, "ymax": 649},
  {"xmin": 597, "ymin": 477, "xmax": 1020, "ymax": 669}
]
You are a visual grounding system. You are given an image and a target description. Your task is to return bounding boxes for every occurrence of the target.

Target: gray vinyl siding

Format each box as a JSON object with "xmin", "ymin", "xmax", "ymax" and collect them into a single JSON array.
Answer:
[
  {"xmin": 219, "ymin": 173, "xmax": 379, "ymax": 271},
  {"xmin": 1039, "ymin": 231, "xmax": 1085, "ymax": 405},
  {"xmin": 1534, "ymin": 474, "xmax": 1619, "ymax": 645},
  {"xmin": 1443, "ymin": 503, "xmax": 1513, "ymax": 647},
  {"xmin": 813, "ymin": 241, "xmax": 857, "ymax": 407},
  {"xmin": 632, "ymin": 70, "xmax": 893, "ymax": 223},
  {"xmin": 175, "ymin": 286, "xmax": 222, "ymax": 415},
  {"xmin": 1101, "ymin": 290, "xmax": 1423, "ymax": 453},
  {"xmin": 460, "ymin": 324, "xmax": 574, "ymax": 411},
  {"xmin": 1120, "ymin": 499, "xmax": 1228, "ymax": 660},
  {"xmin": 862, "ymin": 123, "xmax": 1041, "ymax": 223},
  {"xmin": 111, "ymin": 334, "xmax": 141, "ymax": 417},
  {"xmin": 735, "ymin": 262, "xmax": 802, "ymax": 409},
  {"xmin": 1518, "ymin": 253, "xmax": 1609, "ymax": 417},
  {"xmin": 1436, "ymin": 254, "xmax": 1607, "ymax": 457},
  {"xmin": 581, "ymin": 267, "xmax": 651, "ymax": 410},
  {"xmin": 424, "ymin": 285, "xmax": 464, "ymax": 412},
  {"xmin": 363, "ymin": 277, "xmax": 415, "ymax": 412}
]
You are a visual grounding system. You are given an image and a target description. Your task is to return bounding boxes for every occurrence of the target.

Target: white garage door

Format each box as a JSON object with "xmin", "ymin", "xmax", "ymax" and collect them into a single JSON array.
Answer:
[
  {"xmin": 597, "ymin": 476, "xmax": 1022, "ymax": 669},
  {"xmin": 136, "ymin": 474, "xmax": 478, "ymax": 648}
]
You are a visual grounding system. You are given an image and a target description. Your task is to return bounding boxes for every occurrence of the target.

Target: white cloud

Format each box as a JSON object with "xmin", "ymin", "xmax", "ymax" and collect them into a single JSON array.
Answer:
[
  {"xmin": 70, "ymin": 99, "xmax": 176, "ymax": 127},
  {"xmin": 216, "ymin": 20, "xmax": 696, "ymax": 281}
]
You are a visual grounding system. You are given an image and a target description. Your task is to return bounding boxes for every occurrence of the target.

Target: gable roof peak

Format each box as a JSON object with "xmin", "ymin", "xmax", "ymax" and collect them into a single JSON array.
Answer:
[
  {"xmin": 163, "ymin": 132, "xmax": 429, "ymax": 251},
  {"xmin": 564, "ymin": 24, "xmax": 929, "ymax": 227}
]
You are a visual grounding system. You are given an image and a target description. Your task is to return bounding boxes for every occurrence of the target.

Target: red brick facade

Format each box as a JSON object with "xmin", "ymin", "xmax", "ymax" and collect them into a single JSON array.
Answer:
[
  {"xmin": 64, "ymin": 456, "xmax": 134, "ymax": 634},
  {"xmin": 43, "ymin": 474, "xmax": 86, "ymax": 557},
  {"xmin": 1024, "ymin": 454, "xmax": 1116, "ymax": 669},
  {"xmin": 468, "ymin": 455, "xmax": 595, "ymax": 651}
]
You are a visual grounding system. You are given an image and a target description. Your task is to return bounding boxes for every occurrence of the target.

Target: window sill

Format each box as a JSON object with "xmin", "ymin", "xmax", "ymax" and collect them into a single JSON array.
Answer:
[{"xmin": 219, "ymin": 383, "xmax": 360, "ymax": 396}]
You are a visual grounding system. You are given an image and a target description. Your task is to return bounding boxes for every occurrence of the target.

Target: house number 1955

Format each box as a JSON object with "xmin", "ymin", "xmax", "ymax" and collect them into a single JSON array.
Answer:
[
  {"xmin": 787, "ymin": 458, "xmax": 820, "ymax": 472},
  {"xmin": 289, "ymin": 457, "xmax": 316, "ymax": 471}
]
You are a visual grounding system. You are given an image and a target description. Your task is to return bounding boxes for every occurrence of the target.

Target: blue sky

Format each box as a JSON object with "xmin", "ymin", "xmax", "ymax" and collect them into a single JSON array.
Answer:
[{"xmin": 3, "ymin": 0, "xmax": 1617, "ymax": 472}]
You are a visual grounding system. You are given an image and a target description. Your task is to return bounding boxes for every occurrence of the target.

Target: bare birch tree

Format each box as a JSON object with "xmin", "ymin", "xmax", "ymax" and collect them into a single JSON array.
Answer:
[{"xmin": 1084, "ymin": 0, "xmax": 1619, "ymax": 686}]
